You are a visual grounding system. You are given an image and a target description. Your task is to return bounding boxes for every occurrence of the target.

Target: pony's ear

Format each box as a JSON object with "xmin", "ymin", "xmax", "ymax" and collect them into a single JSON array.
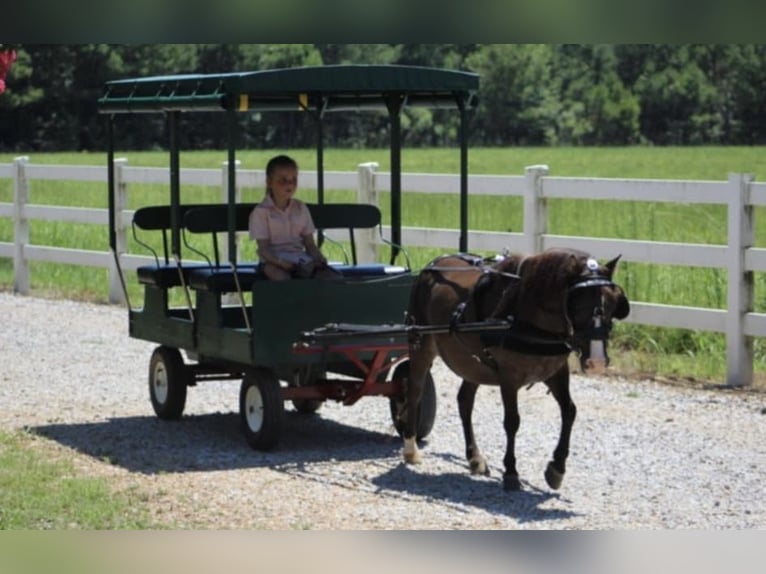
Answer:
[
  {"xmin": 605, "ymin": 254, "xmax": 622, "ymax": 276},
  {"xmin": 613, "ymin": 286, "xmax": 630, "ymax": 319}
]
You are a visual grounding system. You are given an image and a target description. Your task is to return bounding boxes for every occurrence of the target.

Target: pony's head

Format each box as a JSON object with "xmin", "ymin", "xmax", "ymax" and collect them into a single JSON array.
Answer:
[
  {"xmin": 495, "ymin": 249, "xmax": 629, "ymax": 373},
  {"xmin": 565, "ymin": 252, "xmax": 630, "ymax": 373}
]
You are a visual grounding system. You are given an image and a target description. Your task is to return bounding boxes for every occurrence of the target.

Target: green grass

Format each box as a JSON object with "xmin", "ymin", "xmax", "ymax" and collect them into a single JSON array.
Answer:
[
  {"xmin": 2, "ymin": 146, "xmax": 766, "ymax": 385},
  {"xmin": 0, "ymin": 430, "xmax": 158, "ymax": 529}
]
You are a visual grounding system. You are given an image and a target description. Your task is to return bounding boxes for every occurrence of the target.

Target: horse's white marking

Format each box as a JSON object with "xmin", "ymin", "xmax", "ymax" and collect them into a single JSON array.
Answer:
[
  {"xmin": 403, "ymin": 437, "xmax": 421, "ymax": 464},
  {"xmin": 585, "ymin": 339, "xmax": 607, "ymax": 374}
]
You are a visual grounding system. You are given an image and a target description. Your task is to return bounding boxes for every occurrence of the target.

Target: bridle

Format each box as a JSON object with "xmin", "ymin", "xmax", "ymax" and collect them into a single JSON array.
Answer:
[{"xmin": 564, "ymin": 259, "xmax": 618, "ymax": 343}]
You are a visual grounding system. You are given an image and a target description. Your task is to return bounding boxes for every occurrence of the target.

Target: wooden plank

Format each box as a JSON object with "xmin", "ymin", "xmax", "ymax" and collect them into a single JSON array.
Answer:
[
  {"xmin": 24, "ymin": 245, "xmax": 112, "ymax": 267},
  {"xmin": 23, "ymin": 205, "xmax": 107, "ymax": 225},
  {"xmin": 744, "ymin": 247, "xmax": 766, "ymax": 272},
  {"xmin": 542, "ymin": 177, "xmax": 728, "ymax": 204},
  {"xmin": 25, "ymin": 164, "xmax": 107, "ymax": 182},
  {"xmin": 623, "ymin": 302, "xmax": 726, "ymax": 332},
  {"xmin": 744, "ymin": 313, "xmax": 766, "ymax": 338}
]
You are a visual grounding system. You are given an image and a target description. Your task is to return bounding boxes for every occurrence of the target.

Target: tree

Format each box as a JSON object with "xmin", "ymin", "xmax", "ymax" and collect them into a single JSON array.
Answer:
[
  {"xmin": 465, "ymin": 44, "xmax": 558, "ymax": 145},
  {"xmin": 549, "ymin": 45, "xmax": 640, "ymax": 145}
]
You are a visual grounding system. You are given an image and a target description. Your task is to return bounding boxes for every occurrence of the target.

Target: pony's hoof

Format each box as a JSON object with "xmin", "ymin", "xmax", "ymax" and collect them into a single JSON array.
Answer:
[
  {"xmin": 469, "ymin": 456, "xmax": 489, "ymax": 476},
  {"xmin": 544, "ymin": 461, "xmax": 565, "ymax": 490},
  {"xmin": 503, "ymin": 474, "xmax": 521, "ymax": 491},
  {"xmin": 404, "ymin": 451, "xmax": 422, "ymax": 464},
  {"xmin": 403, "ymin": 437, "xmax": 421, "ymax": 464}
]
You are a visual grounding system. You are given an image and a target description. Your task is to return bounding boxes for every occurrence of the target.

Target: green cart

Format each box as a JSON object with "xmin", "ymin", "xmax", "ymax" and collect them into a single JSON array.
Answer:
[{"xmin": 99, "ymin": 65, "xmax": 479, "ymax": 450}]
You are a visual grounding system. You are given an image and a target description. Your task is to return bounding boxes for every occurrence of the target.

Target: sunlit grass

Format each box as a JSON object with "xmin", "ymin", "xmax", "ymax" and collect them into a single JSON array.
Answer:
[{"xmin": 0, "ymin": 430, "xmax": 158, "ymax": 529}]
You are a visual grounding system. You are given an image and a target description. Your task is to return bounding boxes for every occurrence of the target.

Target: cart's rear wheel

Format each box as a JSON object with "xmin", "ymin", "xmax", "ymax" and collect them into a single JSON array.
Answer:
[
  {"xmin": 389, "ymin": 361, "xmax": 437, "ymax": 441},
  {"xmin": 149, "ymin": 346, "xmax": 188, "ymax": 420},
  {"xmin": 292, "ymin": 398, "xmax": 323, "ymax": 414},
  {"xmin": 240, "ymin": 369, "xmax": 283, "ymax": 450}
]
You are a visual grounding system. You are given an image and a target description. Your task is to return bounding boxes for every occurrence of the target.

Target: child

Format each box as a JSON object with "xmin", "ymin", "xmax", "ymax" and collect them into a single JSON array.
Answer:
[{"xmin": 249, "ymin": 155, "xmax": 335, "ymax": 280}]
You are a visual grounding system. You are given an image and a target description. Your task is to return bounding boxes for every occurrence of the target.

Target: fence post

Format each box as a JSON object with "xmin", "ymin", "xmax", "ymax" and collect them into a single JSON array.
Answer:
[
  {"xmin": 108, "ymin": 157, "xmax": 128, "ymax": 304},
  {"xmin": 13, "ymin": 156, "xmax": 30, "ymax": 294},
  {"xmin": 357, "ymin": 162, "xmax": 379, "ymax": 263},
  {"xmin": 726, "ymin": 172, "xmax": 755, "ymax": 387},
  {"xmin": 523, "ymin": 164, "xmax": 549, "ymax": 255}
]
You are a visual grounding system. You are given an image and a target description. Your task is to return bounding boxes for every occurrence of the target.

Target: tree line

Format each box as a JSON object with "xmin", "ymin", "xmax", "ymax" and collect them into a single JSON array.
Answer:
[{"xmin": 1, "ymin": 44, "xmax": 765, "ymax": 152}]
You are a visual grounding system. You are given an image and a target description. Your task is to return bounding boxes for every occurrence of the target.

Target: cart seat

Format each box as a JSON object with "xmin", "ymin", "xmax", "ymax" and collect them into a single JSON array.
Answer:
[
  {"xmin": 186, "ymin": 264, "xmax": 263, "ymax": 292},
  {"xmin": 132, "ymin": 204, "xmax": 223, "ymax": 289},
  {"xmin": 136, "ymin": 263, "xmax": 211, "ymax": 288},
  {"xmin": 180, "ymin": 202, "xmax": 410, "ymax": 293}
]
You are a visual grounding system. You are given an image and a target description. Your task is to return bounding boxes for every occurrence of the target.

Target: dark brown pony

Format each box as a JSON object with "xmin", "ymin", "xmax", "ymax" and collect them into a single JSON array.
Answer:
[{"xmin": 401, "ymin": 248, "xmax": 630, "ymax": 491}]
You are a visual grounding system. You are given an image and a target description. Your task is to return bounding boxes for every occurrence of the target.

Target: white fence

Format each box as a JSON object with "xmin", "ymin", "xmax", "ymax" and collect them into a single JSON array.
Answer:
[{"xmin": 1, "ymin": 156, "xmax": 764, "ymax": 387}]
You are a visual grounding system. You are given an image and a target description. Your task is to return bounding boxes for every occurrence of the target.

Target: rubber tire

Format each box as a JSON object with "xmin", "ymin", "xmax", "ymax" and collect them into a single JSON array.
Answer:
[
  {"xmin": 292, "ymin": 398, "xmax": 323, "ymax": 414},
  {"xmin": 148, "ymin": 346, "xmax": 188, "ymax": 420},
  {"xmin": 389, "ymin": 361, "xmax": 437, "ymax": 441},
  {"xmin": 240, "ymin": 369, "xmax": 283, "ymax": 451}
]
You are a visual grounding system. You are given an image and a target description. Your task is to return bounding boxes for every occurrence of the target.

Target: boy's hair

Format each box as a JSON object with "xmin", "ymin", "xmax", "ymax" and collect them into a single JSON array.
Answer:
[{"xmin": 266, "ymin": 155, "xmax": 298, "ymax": 178}]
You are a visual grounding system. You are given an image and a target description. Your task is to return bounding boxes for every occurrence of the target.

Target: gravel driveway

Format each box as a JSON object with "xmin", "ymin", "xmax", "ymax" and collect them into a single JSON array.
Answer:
[{"xmin": 1, "ymin": 291, "xmax": 764, "ymax": 529}]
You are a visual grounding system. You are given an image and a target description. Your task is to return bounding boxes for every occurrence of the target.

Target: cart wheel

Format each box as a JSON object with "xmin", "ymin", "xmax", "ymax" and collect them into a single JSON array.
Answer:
[
  {"xmin": 149, "ymin": 346, "xmax": 188, "ymax": 420},
  {"xmin": 292, "ymin": 398, "xmax": 323, "ymax": 414},
  {"xmin": 240, "ymin": 369, "xmax": 283, "ymax": 450},
  {"xmin": 389, "ymin": 361, "xmax": 437, "ymax": 441}
]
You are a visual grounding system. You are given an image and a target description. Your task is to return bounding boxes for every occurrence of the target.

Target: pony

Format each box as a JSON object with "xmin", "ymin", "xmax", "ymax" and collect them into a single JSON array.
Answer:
[{"xmin": 400, "ymin": 248, "xmax": 630, "ymax": 491}]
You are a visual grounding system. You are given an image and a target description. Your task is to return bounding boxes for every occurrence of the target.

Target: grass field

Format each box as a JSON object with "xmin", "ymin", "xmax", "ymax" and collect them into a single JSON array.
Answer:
[
  {"xmin": 0, "ymin": 430, "xmax": 156, "ymax": 529},
  {"xmin": 2, "ymin": 145, "xmax": 766, "ymax": 384}
]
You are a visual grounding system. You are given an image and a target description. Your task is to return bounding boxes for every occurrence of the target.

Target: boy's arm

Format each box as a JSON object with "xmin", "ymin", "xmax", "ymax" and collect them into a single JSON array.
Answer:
[{"xmin": 302, "ymin": 235, "xmax": 327, "ymax": 266}]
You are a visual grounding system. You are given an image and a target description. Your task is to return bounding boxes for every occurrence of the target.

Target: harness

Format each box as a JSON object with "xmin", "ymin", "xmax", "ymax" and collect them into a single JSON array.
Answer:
[{"xmin": 423, "ymin": 254, "xmax": 617, "ymax": 371}]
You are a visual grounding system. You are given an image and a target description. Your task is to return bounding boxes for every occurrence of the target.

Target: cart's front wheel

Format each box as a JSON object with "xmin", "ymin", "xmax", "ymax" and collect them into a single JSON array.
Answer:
[
  {"xmin": 389, "ymin": 361, "xmax": 437, "ymax": 441},
  {"xmin": 240, "ymin": 369, "xmax": 283, "ymax": 450},
  {"xmin": 149, "ymin": 346, "xmax": 188, "ymax": 420}
]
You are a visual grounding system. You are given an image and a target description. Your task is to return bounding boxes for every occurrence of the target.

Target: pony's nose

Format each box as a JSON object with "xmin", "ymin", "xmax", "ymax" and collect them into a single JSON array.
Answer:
[{"xmin": 584, "ymin": 339, "xmax": 607, "ymax": 375}]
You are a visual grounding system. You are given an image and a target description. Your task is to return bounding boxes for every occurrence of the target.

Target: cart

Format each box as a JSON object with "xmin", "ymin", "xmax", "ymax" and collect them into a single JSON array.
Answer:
[{"xmin": 98, "ymin": 64, "xmax": 479, "ymax": 449}]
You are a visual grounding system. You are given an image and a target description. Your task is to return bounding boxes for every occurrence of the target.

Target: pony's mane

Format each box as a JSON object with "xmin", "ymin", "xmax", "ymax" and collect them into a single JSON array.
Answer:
[{"xmin": 491, "ymin": 249, "xmax": 590, "ymax": 324}]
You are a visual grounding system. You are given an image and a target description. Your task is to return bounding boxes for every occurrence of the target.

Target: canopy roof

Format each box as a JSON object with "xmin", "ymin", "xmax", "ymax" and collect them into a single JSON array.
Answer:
[{"xmin": 98, "ymin": 65, "xmax": 479, "ymax": 114}]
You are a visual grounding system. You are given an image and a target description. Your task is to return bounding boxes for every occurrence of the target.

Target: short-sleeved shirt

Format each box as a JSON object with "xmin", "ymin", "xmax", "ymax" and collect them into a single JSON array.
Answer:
[{"xmin": 248, "ymin": 193, "xmax": 316, "ymax": 257}]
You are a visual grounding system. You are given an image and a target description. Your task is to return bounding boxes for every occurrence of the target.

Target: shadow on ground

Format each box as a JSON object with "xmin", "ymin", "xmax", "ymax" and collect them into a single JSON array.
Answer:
[
  {"xmin": 31, "ymin": 411, "xmax": 579, "ymax": 523},
  {"xmin": 31, "ymin": 410, "xmax": 400, "ymax": 474}
]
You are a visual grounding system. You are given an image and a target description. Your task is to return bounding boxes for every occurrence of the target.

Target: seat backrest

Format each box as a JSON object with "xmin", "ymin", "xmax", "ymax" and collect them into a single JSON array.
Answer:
[
  {"xmin": 183, "ymin": 203, "xmax": 257, "ymax": 234},
  {"xmin": 181, "ymin": 202, "xmax": 382, "ymax": 266},
  {"xmin": 133, "ymin": 204, "xmax": 215, "ymax": 231},
  {"xmin": 307, "ymin": 203, "xmax": 381, "ymax": 230},
  {"xmin": 308, "ymin": 203, "xmax": 382, "ymax": 265},
  {"xmin": 132, "ymin": 203, "xmax": 218, "ymax": 264}
]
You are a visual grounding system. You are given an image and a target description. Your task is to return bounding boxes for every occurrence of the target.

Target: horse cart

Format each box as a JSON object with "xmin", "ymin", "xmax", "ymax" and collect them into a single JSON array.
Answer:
[{"xmin": 98, "ymin": 65, "xmax": 480, "ymax": 450}]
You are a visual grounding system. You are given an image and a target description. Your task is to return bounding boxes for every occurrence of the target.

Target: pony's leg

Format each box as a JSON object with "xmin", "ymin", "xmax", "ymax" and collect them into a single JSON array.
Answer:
[
  {"xmin": 402, "ymin": 336, "xmax": 437, "ymax": 465},
  {"xmin": 499, "ymin": 383, "xmax": 522, "ymax": 491},
  {"xmin": 457, "ymin": 380, "xmax": 489, "ymax": 476},
  {"xmin": 543, "ymin": 365, "xmax": 577, "ymax": 490}
]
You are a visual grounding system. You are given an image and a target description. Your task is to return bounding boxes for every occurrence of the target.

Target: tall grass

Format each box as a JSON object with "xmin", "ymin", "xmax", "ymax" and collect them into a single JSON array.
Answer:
[{"xmin": 2, "ymin": 146, "xmax": 766, "ymax": 383}]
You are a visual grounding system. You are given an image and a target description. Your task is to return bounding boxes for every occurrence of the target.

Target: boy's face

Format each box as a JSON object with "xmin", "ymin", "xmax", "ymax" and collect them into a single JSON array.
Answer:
[{"xmin": 268, "ymin": 166, "xmax": 298, "ymax": 203}]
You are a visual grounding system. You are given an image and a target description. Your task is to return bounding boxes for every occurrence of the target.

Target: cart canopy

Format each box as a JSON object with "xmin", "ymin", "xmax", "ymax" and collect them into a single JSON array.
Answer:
[{"xmin": 98, "ymin": 64, "xmax": 479, "ymax": 115}]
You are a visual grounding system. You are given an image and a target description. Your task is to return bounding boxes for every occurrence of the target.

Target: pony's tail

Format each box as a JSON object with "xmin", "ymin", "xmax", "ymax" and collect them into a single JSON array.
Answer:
[{"xmin": 405, "ymin": 271, "xmax": 424, "ymax": 326}]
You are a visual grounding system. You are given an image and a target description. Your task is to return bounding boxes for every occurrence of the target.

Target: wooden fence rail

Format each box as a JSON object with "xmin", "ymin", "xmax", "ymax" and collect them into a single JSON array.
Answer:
[{"xmin": 1, "ymin": 156, "xmax": 763, "ymax": 386}]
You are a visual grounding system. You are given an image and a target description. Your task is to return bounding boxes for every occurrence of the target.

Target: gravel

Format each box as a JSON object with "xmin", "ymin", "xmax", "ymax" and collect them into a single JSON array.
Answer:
[{"xmin": 1, "ymin": 290, "xmax": 765, "ymax": 529}]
